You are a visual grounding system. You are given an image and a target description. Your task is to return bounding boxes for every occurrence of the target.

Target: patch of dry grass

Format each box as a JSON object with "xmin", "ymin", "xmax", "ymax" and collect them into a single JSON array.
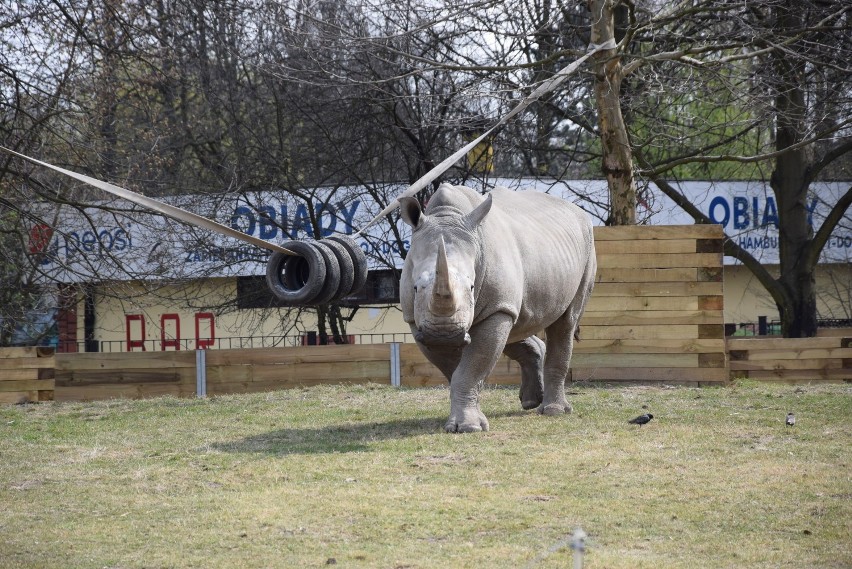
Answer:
[{"xmin": 1, "ymin": 381, "xmax": 850, "ymax": 568}]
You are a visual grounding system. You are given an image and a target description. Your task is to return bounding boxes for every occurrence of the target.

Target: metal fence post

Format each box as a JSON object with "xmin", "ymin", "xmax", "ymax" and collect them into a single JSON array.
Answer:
[
  {"xmin": 390, "ymin": 342, "xmax": 401, "ymax": 387},
  {"xmin": 195, "ymin": 349, "xmax": 207, "ymax": 397},
  {"xmin": 570, "ymin": 527, "xmax": 587, "ymax": 569}
]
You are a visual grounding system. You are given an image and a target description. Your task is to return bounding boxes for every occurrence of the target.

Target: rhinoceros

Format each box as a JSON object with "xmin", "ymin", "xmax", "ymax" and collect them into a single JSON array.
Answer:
[{"xmin": 399, "ymin": 183, "xmax": 596, "ymax": 432}]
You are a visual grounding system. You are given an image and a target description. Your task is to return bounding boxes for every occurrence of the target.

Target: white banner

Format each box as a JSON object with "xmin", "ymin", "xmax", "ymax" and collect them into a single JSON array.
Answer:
[{"xmin": 27, "ymin": 180, "xmax": 851, "ymax": 282}]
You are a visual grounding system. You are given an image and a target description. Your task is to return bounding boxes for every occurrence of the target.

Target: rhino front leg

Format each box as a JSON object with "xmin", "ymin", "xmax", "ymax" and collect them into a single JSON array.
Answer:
[
  {"xmin": 409, "ymin": 325, "xmax": 461, "ymax": 383},
  {"xmin": 503, "ymin": 335, "xmax": 545, "ymax": 410},
  {"xmin": 446, "ymin": 313, "xmax": 514, "ymax": 433}
]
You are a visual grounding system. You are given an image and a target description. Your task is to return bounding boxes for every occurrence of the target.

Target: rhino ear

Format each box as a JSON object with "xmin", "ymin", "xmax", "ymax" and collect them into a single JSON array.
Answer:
[
  {"xmin": 399, "ymin": 196, "xmax": 423, "ymax": 229},
  {"xmin": 464, "ymin": 193, "xmax": 492, "ymax": 230}
]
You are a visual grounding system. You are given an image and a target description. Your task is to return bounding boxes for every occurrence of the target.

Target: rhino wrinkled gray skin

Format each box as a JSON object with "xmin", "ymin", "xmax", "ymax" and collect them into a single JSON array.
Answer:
[{"xmin": 400, "ymin": 183, "xmax": 597, "ymax": 433}]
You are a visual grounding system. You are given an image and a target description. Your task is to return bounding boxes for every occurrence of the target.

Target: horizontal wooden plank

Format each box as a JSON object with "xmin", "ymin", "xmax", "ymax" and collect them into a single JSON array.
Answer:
[
  {"xmin": 727, "ymin": 337, "xmax": 844, "ymax": 350},
  {"xmin": 57, "ymin": 351, "xmax": 196, "ymax": 371},
  {"xmin": 595, "ymin": 267, "xmax": 700, "ymax": 283},
  {"xmin": 585, "ymin": 296, "xmax": 699, "ymax": 312},
  {"xmin": 210, "ymin": 376, "xmax": 386, "ymax": 395},
  {"xmin": 733, "ymin": 369, "xmax": 851, "ymax": 382},
  {"xmin": 578, "ymin": 325, "xmax": 700, "ymax": 340},
  {"xmin": 0, "ymin": 357, "xmax": 55, "ymax": 370},
  {"xmin": 732, "ymin": 348, "xmax": 852, "ymax": 361},
  {"xmin": 205, "ymin": 344, "xmax": 390, "ymax": 366},
  {"xmin": 593, "ymin": 225, "xmax": 724, "ymax": 240},
  {"xmin": 0, "ymin": 347, "xmax": 54, "ymax": 359},
  {"xmin": 591, "ymin": 282, "xmax": 722, "ymax": 297},
  {"xmin": 205, "ymin": 362, "xmax": 392, "ymax": 384},
  {"xmin": 55, "ymin": 382, "xmax": 194, "ymax": 402},
  {"xmin": 595, "ymin": 238, "xmax": 700, "ymax": 255},
  {"xmin": 573, "ymin": 353, "xmax": 699, "ymax": 368},
  {"xmin": 571, "ymin": 367, "xmax": 728, "ymax": 382},
  {"xmin": 0, "ymin": 369, "xmax": 41, "ymax": 381},
  {"xmin": 210, "ymin": 361, "xmax": 391, "ymax": 383},
  {"xmin": 730, "ymin": 358, "xmax": 845, "ymax": 372},
  {"xmin": 55, "ymin": 368, "xmax": 195, "ymax": 387},
  {"xmin": 574, "ymin": 338, "xmax": 726, "ymax": 354},
  {"xmin": 0, "ymin": 379, "xmax": 55, "ymax": 392},
  {"xmin": 597, "ymin": 253, "xmax": 722, "ymax": 269},
  {"xmin": 0, "ymin": 391, "xmax": 37, "ymax": 404},
  {"xmin": 580, "ymin": 310, "xmax": 723, "ymax": 326}
]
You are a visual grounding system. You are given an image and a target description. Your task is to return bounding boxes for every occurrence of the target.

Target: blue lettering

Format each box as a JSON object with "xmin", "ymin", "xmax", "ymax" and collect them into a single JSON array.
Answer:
[
  {"xmin": 338, "ymin": 201, "xmax": 359, "ymax": 234},
  {"xmin": 292, "ymin": 204, "xmax": 313, "ymax": 238},
  {"xmin": 761, "ymin": 197, "xmax": 779, "ymax": 228},
  {"xmin": 81, "ymin": 231, "xmax": 97, "ymax": 252},
  {"xmin": 708, "ymin": 197, "xmax": 729, "ymax": 226},
  {"xmin": 806, "ymin": 197, "xmax": 818, "ymax": 228},
  {"xmin": 733, "ymin": 196, "xmax": 749, "ymax": 229},
  {"xmin": 317, "ymin": 204, "xmax": 337, "ymax": 237},
  {"xmin": 98, "ymin": 230, "xmax": 114, "ymax": 252},
  {"xmin": 231, "ymin": 206, "xmax": 256, "ymax": 236},
  {"xmin": 258, "ymin": 205, "xmax": 277, "ymax": 240},
  {"xmin": 114, "ymin": 229, "xmax": 128, "ymax": 251}
]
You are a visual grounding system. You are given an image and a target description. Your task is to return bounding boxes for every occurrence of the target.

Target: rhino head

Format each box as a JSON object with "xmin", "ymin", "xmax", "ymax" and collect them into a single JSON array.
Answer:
[{"xmin": 399, "ymin": 191, "xmax": 493, "ymax": 348}]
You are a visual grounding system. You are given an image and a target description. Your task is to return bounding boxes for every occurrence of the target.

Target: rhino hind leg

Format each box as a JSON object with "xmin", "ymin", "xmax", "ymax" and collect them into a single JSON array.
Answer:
[
  {"xmin": 540, "ymin": 248, "xmax": 596, "ymax": 416},
  {"xmin": 503, "ymin": 335, "xmax": 546, "ymax": 410},
  {"xmin": 539, "ymin": 314, "xmax": 575, "ymax": 416}
]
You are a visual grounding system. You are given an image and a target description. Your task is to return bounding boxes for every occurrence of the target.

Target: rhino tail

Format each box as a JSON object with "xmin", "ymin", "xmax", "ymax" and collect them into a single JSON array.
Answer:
[{"xmin": 574, "ymin": 326, "xmax": 581, "ymax": 342}]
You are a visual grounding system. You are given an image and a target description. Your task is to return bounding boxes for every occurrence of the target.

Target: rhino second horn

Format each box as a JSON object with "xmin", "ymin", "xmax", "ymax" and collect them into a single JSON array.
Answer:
[{"xmin": 431, "ymin": 237, "xmax": 457, "ymax": 316}]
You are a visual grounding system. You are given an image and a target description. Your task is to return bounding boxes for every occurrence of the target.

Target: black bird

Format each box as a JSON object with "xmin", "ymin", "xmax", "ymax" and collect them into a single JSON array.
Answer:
[
  {"xmin": 628, "ymin": 413, "xmax": 654, "ymax": 426},
  {"xmin": 786, "ymin": 412, "xmax": 796, "ymax": 427}
]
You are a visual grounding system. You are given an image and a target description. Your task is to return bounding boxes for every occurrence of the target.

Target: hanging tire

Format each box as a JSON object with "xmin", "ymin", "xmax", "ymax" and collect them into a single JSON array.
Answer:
[
  {"xmin": 309, "ymin": 241, "xmax": 342, "ymax": 305},
  {"xmin": 319, "ymin": 237, "xmax": 355, "ymax": 301},
  {"xmin": 327, "ymin": 235, "xmax": 368, "ymax": 296},
  {"xmin": 266, "ymin": 240, "xmax": 327, "ymax": 306}
]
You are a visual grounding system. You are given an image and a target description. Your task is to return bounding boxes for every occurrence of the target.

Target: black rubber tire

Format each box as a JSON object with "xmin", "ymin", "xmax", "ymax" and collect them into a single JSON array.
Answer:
[
  {"xmin": 309, "ymin": 241, "xmax": 342, "ymax": 305},
  {"xmin": 327, "ymin": 235, "xmax": 368, "ymax": 296},
  {"xmin": 265, "ymin": 241, "xmax": 327, "ymax": 306},
  {"xmin": 319, "ymin": 237, "xmax": 355, "ymax": 301}
]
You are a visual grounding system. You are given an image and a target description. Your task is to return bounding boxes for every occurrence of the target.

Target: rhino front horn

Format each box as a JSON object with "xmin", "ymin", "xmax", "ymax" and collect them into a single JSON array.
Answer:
[{"xmin": 431, "ymin": 237, "xmax": 456, "ymax": 316}]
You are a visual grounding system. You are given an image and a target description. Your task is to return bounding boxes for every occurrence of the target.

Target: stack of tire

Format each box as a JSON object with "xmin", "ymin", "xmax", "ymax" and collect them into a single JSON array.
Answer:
[{"xmin": 265, "ymin": 236, "xmax": 368, "ymax": 306}]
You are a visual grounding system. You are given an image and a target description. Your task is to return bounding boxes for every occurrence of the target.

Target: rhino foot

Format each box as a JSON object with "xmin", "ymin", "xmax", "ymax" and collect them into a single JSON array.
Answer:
[
  {"xmin": 519, "ymin": 381, "xmax": 543, "ymax": 410},
  {"xmin": 521, "ymin": 396, "xmax": 543, "ymax": 410},
  {"xmin": 444, "ymin": 408, "xmax": 490, "ymax": 433},
  {"xmin": 538, "ymin": 401, "xmax": 573, "ymax": 416}
]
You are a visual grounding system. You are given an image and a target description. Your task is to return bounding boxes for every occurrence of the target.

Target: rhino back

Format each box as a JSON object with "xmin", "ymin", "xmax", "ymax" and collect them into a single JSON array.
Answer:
[{"xmin": 475, "ymin": 188, "xmax": 594, "ymax": 335}]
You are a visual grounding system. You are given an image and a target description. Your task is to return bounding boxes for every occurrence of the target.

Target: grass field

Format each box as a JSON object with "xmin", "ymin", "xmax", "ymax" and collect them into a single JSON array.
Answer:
[{"xmin": 1, "ymin": 380, "xmax": 850, "ymax": 568}]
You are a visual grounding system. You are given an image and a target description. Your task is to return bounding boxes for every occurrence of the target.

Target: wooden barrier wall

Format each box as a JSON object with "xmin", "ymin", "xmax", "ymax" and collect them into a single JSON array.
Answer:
[
  {"xmin": 1, "ymin": 225, "xmax": 733, "ymax": 402},
  {"xmin": 50, "ymin": 345, "xmax": 392, "ymax": 402},
  {"xmin": 0, "ymin": 347, "xmax": 55, "ymax": 403},
  {"xmin": 728, "ymin": 336, "xmax": 852, "ymax": 382},
  {"xmin": 577, "ymin": 225, "xmax": 727, "ymax": 383},
  {"xmin": 55, "ymin": 351, "xmax": 197, "ymax": 401}
]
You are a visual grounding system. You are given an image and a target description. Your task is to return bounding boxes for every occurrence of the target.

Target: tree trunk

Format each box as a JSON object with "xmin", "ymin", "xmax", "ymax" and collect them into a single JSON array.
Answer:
[
  {"xmin": 771, "ymin": 2, "xmax": 818, "ymax": 338},
  {"xmin": 588, "ymin": 0, "xmax": 636, "ymax": 225}
]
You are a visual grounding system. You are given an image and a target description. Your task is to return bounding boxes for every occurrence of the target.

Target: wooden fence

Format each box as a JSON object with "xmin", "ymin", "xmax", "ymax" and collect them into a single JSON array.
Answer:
[
  {"xmin": 0, "ymin": 347, "xmax": 55, "ymax": 404},
  {"xmin": 728, "ymin": 335, "xmax": 852, "ymax": 383},
  {"xmin": 2, "ymin": 225, "xmax": 734, "ymax": 402},
  {"xmin": 577, "ymin": 224, "xmax": 727, "ymax": 383}
]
